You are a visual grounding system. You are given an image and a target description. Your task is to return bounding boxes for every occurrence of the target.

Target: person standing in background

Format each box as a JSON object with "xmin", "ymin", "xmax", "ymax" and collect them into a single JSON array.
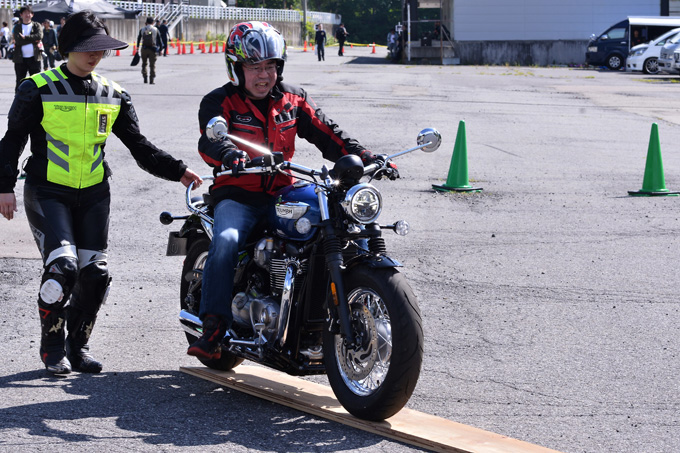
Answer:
[
  {"xmin": 335, "ymin": 23, "xmax": 348, "ymax": 56},
  {"xmin": 137, "ymin": 17, "xmax": 159, "ymax": 84},
  {"xmin": 41, "ymin": 19, "xmax": 58, "ymax": 70},
  {"xmin": 158, "ymin": 19, "xmax": 169, "ymax": 56},
  {"xmin": 315, "ymin": 23, "xmax": 326, "ymax": 61},
  {"xmin": 12, "ymin": 5, "xmax": 42, "ymax": 91},
  {"xmin": 0, "ymin": 22, "xmax": 10, "ymax": 59},
  {"xmin": 56, "ymin": 16, "xmax": 66, "ymax": 34}
]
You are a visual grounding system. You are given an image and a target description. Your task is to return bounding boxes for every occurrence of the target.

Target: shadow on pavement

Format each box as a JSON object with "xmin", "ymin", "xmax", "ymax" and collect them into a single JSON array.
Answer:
[{"xmin": 0, "ymin": 369, "xmax": 390, "ymax": 451}]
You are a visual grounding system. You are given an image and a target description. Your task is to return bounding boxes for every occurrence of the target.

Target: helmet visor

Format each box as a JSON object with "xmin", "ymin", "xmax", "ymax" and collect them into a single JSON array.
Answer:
[{"xmin": 241, "ymin": 28, "xmax": 286, "ymax": 63}]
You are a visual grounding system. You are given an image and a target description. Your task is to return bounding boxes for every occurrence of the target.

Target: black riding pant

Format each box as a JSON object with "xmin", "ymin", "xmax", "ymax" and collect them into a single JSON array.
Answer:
[{"xmin": 24, "ymin": 179, "xmax": 111, "ymax": 312}]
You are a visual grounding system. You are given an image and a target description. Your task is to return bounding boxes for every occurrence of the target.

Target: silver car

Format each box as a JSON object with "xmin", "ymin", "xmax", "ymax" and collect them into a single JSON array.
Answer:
[{"xmin": 658, "ymin": 33, "xmax": 680, "ymax": 73}]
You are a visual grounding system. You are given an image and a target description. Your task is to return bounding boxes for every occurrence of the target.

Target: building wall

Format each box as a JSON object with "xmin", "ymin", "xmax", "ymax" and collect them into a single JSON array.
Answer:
[
  {"xmin": 452, "ymin": 0, "xmax": 663, "ymax": 41},
  {"xmin": 438, "ymin": 0, "xmax": 678, "ymax": 65},
  {"xmin": 455, "ymin": 40, "xmax": 587, "ymax": 66}
]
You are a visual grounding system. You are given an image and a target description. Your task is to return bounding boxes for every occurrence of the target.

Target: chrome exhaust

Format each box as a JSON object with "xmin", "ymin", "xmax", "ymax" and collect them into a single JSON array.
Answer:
[{"xmin": 179, "ymin": 310, "xmax": 202, "ymax": 338}]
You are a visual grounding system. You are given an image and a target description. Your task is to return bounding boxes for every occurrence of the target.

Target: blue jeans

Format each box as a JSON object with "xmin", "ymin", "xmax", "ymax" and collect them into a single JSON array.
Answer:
[{"xmin": 199, "ymin": 199, "xmax": 269, "ymax": 323}]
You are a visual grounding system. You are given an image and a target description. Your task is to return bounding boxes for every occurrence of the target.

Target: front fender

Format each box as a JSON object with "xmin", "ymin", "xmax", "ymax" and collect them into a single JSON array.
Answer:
[{"xmin": 345, "ymin": 253, "xmax": 402, "ymax": 270}]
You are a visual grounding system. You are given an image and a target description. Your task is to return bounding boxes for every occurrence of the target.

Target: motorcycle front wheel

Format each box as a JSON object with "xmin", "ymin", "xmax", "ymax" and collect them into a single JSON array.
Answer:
[
  {"xmin": 181, "ymin": 237, "xmax": 243, "ymax": 371},
  {"xmin": 323, "ymin": 266, "xmax": 423, "ymax": 421}
]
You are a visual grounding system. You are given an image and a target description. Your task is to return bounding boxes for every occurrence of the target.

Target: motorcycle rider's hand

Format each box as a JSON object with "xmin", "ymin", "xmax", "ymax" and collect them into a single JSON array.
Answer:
[{"xmin": 222, "ymin": 149, "xmax": 250, "ymax": 177}]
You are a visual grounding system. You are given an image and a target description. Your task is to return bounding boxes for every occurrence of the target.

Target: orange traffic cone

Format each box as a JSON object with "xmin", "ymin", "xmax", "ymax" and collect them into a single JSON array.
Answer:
[
  {"xmin": 132, "ymin": 44, "xmax": 136, "ymax": 55},
  {"xmin": 208, "ymin": 42, "xmax": 213, "ymax": 53},
  {"xmin": 371, "ymin": 42, "xmax": 376, "ymax": 53},
  {"xmin": 182, "ymin": 43, "xmax": 186, "ymax": 54},
  {"xmin": 303, "ymin": 40, "xmax": 308, "ymax": 52},
  {"xmin": 351, "ymin": 43, "xmax": 353, "ymax": 48},
  {"xmin": 190, "ymin": 42, "xmax": 194, "ymax": 54},
  {"xmin": 115, "ymin": 49, "xmax": 120, "ymax": 56}
]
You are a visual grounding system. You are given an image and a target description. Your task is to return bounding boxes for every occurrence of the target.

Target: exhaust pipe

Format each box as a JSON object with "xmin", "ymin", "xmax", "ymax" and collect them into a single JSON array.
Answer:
[{"xmin": 180, "ymin": 310, "xmax": 202, "ymax": 338}]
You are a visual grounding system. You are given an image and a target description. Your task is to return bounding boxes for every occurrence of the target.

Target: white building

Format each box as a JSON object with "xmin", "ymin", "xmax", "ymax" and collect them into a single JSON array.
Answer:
[{"xmin": 411, "ymin": 0, "xmax": 679, "ymax": 65}]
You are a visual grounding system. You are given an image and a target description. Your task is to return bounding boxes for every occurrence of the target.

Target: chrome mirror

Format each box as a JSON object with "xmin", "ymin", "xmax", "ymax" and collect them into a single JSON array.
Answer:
[
  {"xmin": 417, "ymin": 128, "xmax": 442, "ymax": 153},
  {"xmin": 206, "ymin": 116, "xmax": 229, "ymax": 142}
]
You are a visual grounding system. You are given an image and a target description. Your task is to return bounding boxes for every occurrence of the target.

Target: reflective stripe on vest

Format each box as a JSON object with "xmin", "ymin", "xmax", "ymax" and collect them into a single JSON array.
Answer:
[{"xmin": 31, "ymin": 67, "xmax": 122, "ymax": 189}]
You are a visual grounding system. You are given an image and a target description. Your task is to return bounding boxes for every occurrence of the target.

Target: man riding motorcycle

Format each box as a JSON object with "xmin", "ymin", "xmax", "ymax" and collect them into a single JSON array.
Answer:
[{"xmin": 188, "ymin": 21, "xmax": 397, "ymax": 359}]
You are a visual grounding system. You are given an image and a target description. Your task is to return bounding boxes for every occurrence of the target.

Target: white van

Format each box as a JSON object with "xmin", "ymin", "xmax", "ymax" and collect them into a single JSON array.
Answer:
[
  {"xmin": 626, "ymin": 27, "xmax": 680, "ymax": 74},
  {"xmin": 586, "ymin": 17, "xmax": 680, "ymax": 70},
  {"xmin": 658, "ymin": 32, "xmax": 680, "ymax": 74}
]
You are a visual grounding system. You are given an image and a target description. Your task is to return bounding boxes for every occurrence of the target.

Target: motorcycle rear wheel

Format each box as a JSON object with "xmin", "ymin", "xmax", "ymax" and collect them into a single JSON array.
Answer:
[
  {"xmin": 181, "ymin": 237, "xmax": 243, "ymax": 371},
  {"xmin": 323, "ymin": 266, "xmax": 423, "ymax": 421}
]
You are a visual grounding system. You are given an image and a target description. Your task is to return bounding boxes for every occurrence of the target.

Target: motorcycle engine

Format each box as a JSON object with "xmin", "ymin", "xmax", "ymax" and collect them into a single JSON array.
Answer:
[{"xmin": 232, "ymin": 289, "xmax": 280, "ymax": 343}]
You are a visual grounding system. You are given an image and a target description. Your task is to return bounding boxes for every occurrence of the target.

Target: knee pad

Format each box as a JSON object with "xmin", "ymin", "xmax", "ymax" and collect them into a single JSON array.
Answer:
[
  {"xmin": 73, "ymin": 261, "xmax": 111, "ymax": 313},
  {"xmin": 39, "ymin": 256, "xmax": 79, "ymax": 308}
]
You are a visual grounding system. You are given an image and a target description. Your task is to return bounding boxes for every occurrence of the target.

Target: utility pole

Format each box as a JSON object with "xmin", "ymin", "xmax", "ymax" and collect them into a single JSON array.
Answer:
[{"xmin": 302, "ymin": 0, "xmax": 307, "ymax": 44}]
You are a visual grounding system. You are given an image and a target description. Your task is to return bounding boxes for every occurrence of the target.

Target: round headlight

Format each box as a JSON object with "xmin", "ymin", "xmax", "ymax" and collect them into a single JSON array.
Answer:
[{"xmin": 342, "ymin": 184, "xmax": 382, "ymax": 224}]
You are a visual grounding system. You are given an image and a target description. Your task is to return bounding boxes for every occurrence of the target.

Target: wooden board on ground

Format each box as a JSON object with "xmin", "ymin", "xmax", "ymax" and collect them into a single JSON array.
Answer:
[{"xmin": 180, "ymin": 365, "xmax": 563, "ymax": 453}]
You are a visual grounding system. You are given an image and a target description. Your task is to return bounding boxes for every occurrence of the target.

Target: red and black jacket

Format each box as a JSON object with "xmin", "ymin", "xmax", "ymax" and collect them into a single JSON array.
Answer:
[{"xmin": 198, "ymin": 81, "xmax": 370, "ymax": 205}]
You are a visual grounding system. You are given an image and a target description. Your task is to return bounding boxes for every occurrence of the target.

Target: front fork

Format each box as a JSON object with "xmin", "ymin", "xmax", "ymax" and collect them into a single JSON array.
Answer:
[{"xmin": 316, "ymin": 184, "xmax": 356, "ymax": 345}]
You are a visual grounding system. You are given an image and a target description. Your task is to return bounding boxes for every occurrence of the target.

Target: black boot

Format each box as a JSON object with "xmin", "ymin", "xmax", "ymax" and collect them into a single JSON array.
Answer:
[
  {"xmin": 39, "ymin": 306, "xmax": 71, "ymax": 375},
  {"xmin": 143, "ymin": 74, "xmax": 148, "ymax": 83},
  {"xmin": 66, "ymin": 307, "xmax": 103, "ymax": 373},
  {"xmin": 149, "ymin": 77, "xmax": 155, "ymax": 85},
  {"xmin": 187, "ymin": 315, "xmax": 227, "ymax": 360}
]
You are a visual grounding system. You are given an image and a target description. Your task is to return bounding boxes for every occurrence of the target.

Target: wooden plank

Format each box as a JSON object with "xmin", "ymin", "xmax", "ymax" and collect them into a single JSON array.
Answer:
[{"xmin": 180, "ymin": 365, "xmax": 563, "ymax": 453}]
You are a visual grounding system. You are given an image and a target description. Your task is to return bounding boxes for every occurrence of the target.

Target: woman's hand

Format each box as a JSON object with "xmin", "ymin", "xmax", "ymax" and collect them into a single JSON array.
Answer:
[
  {"xmin": 0, "ymin": 193, "xmax": 17, "ymax": 220},
  {"xmin": 180, "ymin": 168, "xmax": 203, "ymax": 189}
]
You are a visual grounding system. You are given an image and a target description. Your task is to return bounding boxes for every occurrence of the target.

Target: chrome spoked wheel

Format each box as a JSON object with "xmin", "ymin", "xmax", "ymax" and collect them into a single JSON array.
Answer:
[
  {"xmin": 335, "ymin": 288, "xmax": 392, "ymax": 396},
  {"xmin": 323, "ymin": 267, "xmax": 422, "ymax": 421}
]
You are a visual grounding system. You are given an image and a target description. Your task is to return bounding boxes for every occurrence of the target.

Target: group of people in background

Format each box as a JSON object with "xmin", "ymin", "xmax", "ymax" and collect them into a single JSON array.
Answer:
[
  {"xmin": 3, "ymin": 6, "xmax": 172, "ymax": 88},
  {"xmin": 313, "ymin": 22, "xmax": 348, "ymax": 62}
]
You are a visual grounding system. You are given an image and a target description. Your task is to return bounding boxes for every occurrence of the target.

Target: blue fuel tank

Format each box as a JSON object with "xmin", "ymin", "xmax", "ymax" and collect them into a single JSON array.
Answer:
[{"xmin": 269, "ymin": 181, "xmax": 321, "ymax": 241}]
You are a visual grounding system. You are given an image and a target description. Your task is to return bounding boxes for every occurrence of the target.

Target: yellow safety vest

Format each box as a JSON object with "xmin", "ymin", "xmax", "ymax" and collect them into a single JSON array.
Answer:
[{"xmin": 30, "ymin": 67, "xmax": 123, "ymax": 189}]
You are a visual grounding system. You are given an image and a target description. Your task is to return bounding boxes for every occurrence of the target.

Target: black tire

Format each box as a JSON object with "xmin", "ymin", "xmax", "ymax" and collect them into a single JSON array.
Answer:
[
  {"xmin": 643, "ymin": 57, "xmax": 659, "ymax": 74},
  {"xmin": 323, "ymin": 267, "xmax": 423, "ymax": 421},
  {"xmin": 181, "ymin": 237, "xmax": 243, "ymax": 371},
  {"xmin": 606, "ymin": 54, "xmax": 623, "ymax": 70}
]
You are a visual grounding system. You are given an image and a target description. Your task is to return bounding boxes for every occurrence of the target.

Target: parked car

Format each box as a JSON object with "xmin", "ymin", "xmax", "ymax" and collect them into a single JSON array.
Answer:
[
  {"xmin": 626, "ymin": 28, "xmax": 680, "ymax": 74},
  {"xmin": 586, "ymin": 17, "xmax": 680, "ymax": 70},
  {"xmin": 658, "ymin": 32, "xmax": 680, "ymax": 74}
]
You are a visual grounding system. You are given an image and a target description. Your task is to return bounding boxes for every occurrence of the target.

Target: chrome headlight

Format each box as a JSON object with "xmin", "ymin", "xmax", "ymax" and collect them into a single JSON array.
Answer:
[{"xmin": 341, "ymin": 184, "xmax": 382, "ymax": 224}]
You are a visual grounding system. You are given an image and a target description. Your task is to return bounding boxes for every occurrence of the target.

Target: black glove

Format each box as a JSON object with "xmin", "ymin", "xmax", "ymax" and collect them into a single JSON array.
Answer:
[
  {"xmin": 222, "ymin": 149, "xmax": 250, "ymax": 177},
  {"xmin": 370, "ymin": 154, "xmax": 399, "ymax": 181}
]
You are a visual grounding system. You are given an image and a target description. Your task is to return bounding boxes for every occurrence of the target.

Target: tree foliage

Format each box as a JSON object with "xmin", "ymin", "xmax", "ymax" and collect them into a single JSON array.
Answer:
[{"xmin": 237, "ymin": 0, "xmax": 403, "ymax": 45}]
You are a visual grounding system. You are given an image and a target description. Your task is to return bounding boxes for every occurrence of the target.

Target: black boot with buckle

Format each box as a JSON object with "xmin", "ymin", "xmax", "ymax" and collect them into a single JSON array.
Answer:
[
  {"xmin": 39, "ymin": 306, "xmax": 71, "ymax": 375},
  {"xmin": 66, "ymin": 306, "xmax": 103, "ymax": 373}
]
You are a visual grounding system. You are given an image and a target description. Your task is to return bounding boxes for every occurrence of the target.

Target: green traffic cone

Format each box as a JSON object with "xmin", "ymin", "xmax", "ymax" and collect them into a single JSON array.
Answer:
[
  {"xmin": 628, "ymin": 123, "xmax": 679, "ymax": 196},
  {"xmin": 432, "ymin": 120, "xmax": 482, "ymax": 193}
]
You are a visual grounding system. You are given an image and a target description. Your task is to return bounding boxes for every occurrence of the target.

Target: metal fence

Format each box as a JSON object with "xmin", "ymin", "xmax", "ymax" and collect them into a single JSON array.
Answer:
[{"xmin": 0, "ymin": 0, "xmax": 340, "ymax": 24}]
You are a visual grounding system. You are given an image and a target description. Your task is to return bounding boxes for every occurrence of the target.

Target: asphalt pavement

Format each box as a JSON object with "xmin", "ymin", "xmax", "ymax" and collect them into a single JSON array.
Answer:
[{"xmin": 1, "ymin": 46, "xmax": 679, "ymax": 453}]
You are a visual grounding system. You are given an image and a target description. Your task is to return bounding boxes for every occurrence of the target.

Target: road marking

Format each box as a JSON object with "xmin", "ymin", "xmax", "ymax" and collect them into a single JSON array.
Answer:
[{"xmin": 181, "ymin": 365, "xmax": 563, "ymax": 453}]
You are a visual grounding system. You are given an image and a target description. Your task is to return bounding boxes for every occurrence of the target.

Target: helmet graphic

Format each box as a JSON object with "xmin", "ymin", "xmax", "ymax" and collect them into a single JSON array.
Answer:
[{"xmin": 225, "ymin": 21, "xmax": 286, "ymax": 86}]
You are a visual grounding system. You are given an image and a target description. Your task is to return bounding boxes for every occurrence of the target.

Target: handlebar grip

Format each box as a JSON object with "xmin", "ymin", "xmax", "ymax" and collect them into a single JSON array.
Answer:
[{"xmin": 363, "ymin": 163, "xmax": 380, "ymax": 175}]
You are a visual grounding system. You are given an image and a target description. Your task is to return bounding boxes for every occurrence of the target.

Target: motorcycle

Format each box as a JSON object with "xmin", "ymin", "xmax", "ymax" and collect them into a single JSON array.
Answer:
[{"xmin": 160, "ymin": 117, "xmax": 441, "ymax": 421}]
